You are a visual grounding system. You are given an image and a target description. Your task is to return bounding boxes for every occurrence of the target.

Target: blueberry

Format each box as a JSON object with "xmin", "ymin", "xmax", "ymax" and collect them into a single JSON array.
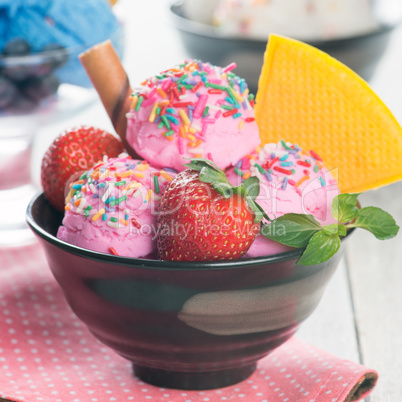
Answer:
[
  {"xmin": 20, "ymin": 74, "xmax": 60, "ymax": 102},
  {"xmin": 2, "ymin": 40, "xmax": 32, "ymax": 81},
  {"xmin": 3, "ymin": 38, "xmax": 30, "ymax": 56},
  {"xmin": 41, "ymin": 44, "xmax": 69, "ymax": 69},
  {"xmin": 3, "ymin": 64, "xmax": 33, "ymax": 81},
  {"xmin": 0, "ymin": 75, "xmax": 17, "ymax": 109}
]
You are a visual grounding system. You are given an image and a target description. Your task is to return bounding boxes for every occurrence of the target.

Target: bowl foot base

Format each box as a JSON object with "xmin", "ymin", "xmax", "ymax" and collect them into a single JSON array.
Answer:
[{"xmin": 133, "ymin": 363, "xmax": 256, "ymax": 390}]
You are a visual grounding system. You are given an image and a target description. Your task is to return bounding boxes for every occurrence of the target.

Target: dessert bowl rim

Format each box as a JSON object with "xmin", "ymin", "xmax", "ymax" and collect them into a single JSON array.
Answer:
[
  {"xmin": 169, "ymin": 1, "xmax": 401, "ymax": 46},
  {"xmin": 26, "ymin": 191, "xmax": 355, "ymax": 271}
]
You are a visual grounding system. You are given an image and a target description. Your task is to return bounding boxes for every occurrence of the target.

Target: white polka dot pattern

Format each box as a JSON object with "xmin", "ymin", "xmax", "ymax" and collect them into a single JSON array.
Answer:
[{"xmin": 0, "ymin": 243, "xmax": 377, "ymax": 402}]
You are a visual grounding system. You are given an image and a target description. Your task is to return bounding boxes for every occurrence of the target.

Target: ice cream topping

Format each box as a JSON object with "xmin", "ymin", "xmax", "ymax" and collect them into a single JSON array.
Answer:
[
  {"xmin": 57, "ymin": 156, "xmax": 176, "ymax": 258},
  {"xmin": 126, "ymin": 59, "xmax": 261, "ymax": 172},
  {"xmin": 227, "ymin": 140, "xmax": 340, "ymax": 257}
]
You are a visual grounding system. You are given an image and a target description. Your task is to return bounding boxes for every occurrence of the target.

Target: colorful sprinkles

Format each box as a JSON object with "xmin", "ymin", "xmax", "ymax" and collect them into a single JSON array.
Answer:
[
  {"xmin": 65, "ymin": 157, "xmax": 173, "ymax": 255},
  {"xmin": 233, "ymin": 140, "xmax": 334, "ymax": 194},
  {"xmin": 127, "ymin": 60, "xmax": 255, "ymax": 161}
]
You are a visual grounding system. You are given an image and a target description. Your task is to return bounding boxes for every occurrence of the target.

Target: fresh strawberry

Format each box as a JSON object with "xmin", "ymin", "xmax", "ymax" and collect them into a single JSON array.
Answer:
[
  {"xmin": 41, "ymin": 126, "xmax": 124, "ymax": 211},
  {"xmin": 157, "ymin": 159, "xmax": 265, "ymax": 261}
]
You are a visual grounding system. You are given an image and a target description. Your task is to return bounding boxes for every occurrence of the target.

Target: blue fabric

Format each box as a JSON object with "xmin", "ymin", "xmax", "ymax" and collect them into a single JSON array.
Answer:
[{"xmin": 0, "ymin": 0, "xmax": 122, "ymax": 87}]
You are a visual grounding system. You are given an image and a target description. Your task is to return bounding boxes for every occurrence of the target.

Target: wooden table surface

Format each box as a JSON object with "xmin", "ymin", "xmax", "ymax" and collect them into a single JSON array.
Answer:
[{"xmin": 31, "ymin": 1, "xmax": 402, "ymax": 401}]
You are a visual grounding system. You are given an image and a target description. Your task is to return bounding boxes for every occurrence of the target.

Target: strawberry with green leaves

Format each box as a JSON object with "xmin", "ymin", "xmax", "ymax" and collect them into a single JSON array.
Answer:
[
  {"xmin": 41, "ymin": 126, "xmax": 124, "ymax": 211},
  {"xmin": 157, "ymin": 159, "xmax": 399, "ymax": 264},
  {"xmin": 156, "ymin": 159, "xmax": 266, "ymax": 261}
]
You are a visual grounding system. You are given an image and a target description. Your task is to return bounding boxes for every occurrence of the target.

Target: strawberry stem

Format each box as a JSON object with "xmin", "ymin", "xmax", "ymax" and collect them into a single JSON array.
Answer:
[{"xmin": 184, "ymin": 158, "xmax": 269, "ymax": 224}]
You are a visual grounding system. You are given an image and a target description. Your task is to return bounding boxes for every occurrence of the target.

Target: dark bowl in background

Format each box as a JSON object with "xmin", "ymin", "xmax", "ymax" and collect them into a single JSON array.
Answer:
[
  {"xmin": 169, "ymin": 2, "xmax": 401, "ymax": 93},
  {"xmin": 27, "ymin": 192, "xmax": 353, "ymax": 390}
]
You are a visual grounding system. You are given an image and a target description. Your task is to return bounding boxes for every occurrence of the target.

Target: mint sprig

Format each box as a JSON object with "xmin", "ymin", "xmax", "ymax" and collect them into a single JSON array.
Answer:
[
  {"xmin": 331, "ymin": 192, "xmax": 360, "ymax": 223},
  {"xmin": 261, "ymin": 214, "xmax": 322, "ymax": 248},
  {"xmin": 297, "ymin": 231, "xmax": 341, "ymax": 266},
  {"xmin": 261, "ymin": 193, "xmax": 399, "ymax": 265},
  {"xmin": 183, "ymin": 160, "xmax": 399, "ymax": 265},
  {"xmin": 349, "ymin": 206, "xmax": 400, "ymax": 240},
  {"xmin": 184, "ymin": 158, "xmax": 268, "ymax": 223}
]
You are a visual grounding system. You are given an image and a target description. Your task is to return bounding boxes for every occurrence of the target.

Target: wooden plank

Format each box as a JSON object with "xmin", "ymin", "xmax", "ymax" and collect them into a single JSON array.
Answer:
[
  {"xmin": 370, "ymin": 25, "xmax": 402, "ymax": 125},
  {"xmin": 298, "ymin": 258, "xmax": 361, "ymax": 363},
  {"xmin": 347, "ymin": 181, "xmax": 402, "ymax": 402}
]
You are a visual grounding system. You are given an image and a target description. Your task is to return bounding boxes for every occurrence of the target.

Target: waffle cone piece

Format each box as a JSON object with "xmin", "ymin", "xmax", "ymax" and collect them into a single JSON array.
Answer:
[{"xmin": 255, "ymin": 35, "xmax": 402, "ymax": 193}]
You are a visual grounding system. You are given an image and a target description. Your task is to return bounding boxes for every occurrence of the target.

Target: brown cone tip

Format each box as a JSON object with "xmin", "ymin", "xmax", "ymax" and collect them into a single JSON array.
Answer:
[{"xmin": 79, "ymin": 40, "xmax": 135, "ymax": 155}]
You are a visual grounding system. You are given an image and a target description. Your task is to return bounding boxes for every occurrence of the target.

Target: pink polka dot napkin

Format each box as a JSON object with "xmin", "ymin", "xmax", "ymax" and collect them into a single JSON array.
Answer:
[{"xmin": 0, "ymin": 243, "xmax": 377, "ymax": 402}]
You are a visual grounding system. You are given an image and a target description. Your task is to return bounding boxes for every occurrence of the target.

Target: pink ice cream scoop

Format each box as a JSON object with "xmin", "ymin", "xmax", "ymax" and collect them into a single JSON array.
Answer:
[
  {"xmin": 126, "ymin": 59, "xmax": 261, "ymax": 172},
  {"xmin": 227, "ymin": 141, "xmax": 340, "ymax": 257},
  {"xmin": 57, "ymin": 156, "xmax": 176, "ymax": 258}
]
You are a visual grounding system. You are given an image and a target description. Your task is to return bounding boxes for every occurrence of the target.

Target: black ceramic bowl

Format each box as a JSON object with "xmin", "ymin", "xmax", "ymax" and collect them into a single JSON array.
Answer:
[
  {"xmin": 169, "ymin": 2, "xmax": 401, "ymax": 92},
  {"xmin": 27, "ymin": 192, "xmax": 353, "ymax": 390}
]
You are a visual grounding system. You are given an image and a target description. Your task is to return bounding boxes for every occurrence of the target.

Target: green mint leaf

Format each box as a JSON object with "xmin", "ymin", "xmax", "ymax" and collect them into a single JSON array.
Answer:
[
  {"xmin": 261, "ymin": 213, "xmax": 322, "ymax": 248},
  {"xmin": 297, "ymin": 231, "xmax": 341, "ymax": 265},
  {"xmin": 331, "ymin": 193, "xmax": 360, "ymax": 223},
  {"xmin": 323, "ymin": 223, "xmax": 347, "ymax": 237},
  {"xmin": 338, "ymin": 224, "xmax": 347, "ymax": 236},
  {"xmin": 350, "ymin": 206, "xmax": 400, "ymax": 240},
  {"xmin": 322, "ymin": 223, "xmax": 338, "ymax": 235},
  {"xmin": 242, "ymin": 176, "xmax": 260, "ymax": 200}
]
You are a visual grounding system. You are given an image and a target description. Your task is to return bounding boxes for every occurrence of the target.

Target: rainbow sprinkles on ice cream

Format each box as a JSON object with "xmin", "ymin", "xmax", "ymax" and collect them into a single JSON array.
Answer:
[
  {"xmin": 126, "ymin": 59, "xmax": 261, "ymax": 172},
  {"xmin": 57, "ymin": 156, "xmax": 176, "ymax": 258}
]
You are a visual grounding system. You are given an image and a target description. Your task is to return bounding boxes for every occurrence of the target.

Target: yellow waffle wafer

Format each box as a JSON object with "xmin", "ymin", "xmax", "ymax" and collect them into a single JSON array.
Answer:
[{"xmin": 255, "ymin": 35, "xmax": 402, "ymax": 193}]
